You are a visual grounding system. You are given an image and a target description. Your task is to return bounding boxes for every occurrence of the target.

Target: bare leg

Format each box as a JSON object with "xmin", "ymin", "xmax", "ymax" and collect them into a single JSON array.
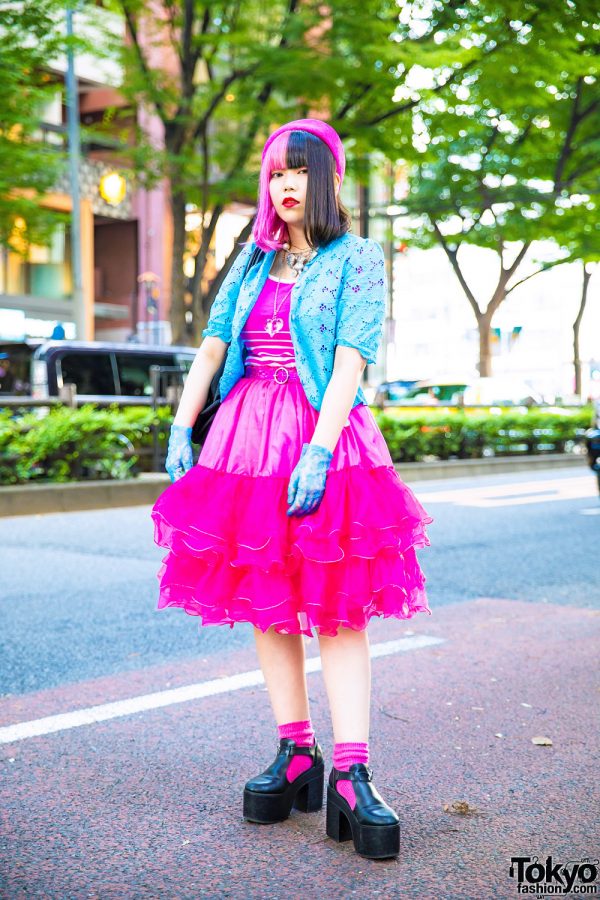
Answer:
[
  {"xmin": 253, "ymin": 626, "xmax": 311, "ymax": 725},
  {"xmin": 318, "ymin": 627, "xmax": 371, "ymax": 742}
]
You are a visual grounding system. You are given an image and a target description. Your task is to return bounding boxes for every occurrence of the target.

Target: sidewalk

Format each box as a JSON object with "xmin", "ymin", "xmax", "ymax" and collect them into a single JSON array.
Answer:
[
  {"xmin": 0, "ymin": 454, "xmax": 584, "ymax": 517},
  {"xmin": 1, "ymin": 597, "xmax": 597, "ymax": 898}
]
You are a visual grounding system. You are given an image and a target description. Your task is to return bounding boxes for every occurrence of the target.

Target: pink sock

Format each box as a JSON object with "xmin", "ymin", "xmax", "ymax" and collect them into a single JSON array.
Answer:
[
  {"xmin": 278, "ymin": 720, "xmax": 315, "ymax": 783},
  {"xmin": 333, "ymin": 741, "xmax": 369, "ymax": 810}
]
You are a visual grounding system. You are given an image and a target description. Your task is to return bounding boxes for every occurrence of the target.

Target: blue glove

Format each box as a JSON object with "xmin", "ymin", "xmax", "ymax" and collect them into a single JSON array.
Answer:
[
  {"xmin": 165, "ymin": 424, "xmax": 193, "ymax": 482},
  {"xmin": 287, "ymin": 442, "xmax": 333, "ymax": 517}
]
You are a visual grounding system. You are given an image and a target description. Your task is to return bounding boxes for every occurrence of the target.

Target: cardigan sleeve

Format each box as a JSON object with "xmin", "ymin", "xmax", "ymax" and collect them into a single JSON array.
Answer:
[
  {"xmin": 201, "ymin": 242, "xmax": 254, "ymax": 343},
  {"xmin": 334, "ymin": 238, "xmax": 386, "ymax": 366}
]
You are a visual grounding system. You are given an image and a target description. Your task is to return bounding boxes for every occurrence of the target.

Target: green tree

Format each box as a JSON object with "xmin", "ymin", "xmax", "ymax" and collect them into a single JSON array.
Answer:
[
  {"xmin": 110, "ymin": 0, "xmax": 492, "ymax": 344},
  {"xmin": 397, "ymin": 0, "xmax": 599, "ymax": 376},
  {"xmin": 556, "ymin": 205, "xmax": 599, "ymax": 396},
  {"xmin": 0, "ymin": 0, "xmax": 68, "ymax": 251}
]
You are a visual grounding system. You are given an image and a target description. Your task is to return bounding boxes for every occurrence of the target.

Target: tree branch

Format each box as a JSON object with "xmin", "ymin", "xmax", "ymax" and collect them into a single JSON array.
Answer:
[
  {"xmin": 353, "ymin": 59, "xmax": 477, "ymax": 130},
  {"xmin": 505, "ymin": 255, "xmax": 569, "ymax": 295},
  {"xmin": 504, "ymin": 241, "xmax": 531, "ymax": 281},
  {"xmin": 192, "ymin": 64, "xmax": 260, "ymax": 142},
  {"xmin": 431, "ymin": 219, "xmax": 481, "ymax": 317},
  {"xmin": 180, "ymin": 0, "xmax": 194, "ymax": 79},
  {"xmin": 121, "ymin": 5, "xmax": 166, "ymax": 122},
  {"xmin": 573, "ymin": 261, "xmax": 592, "ymax": 331},
  {"xmin": 335, "ymin": 83, "xmax": 374, "ymax": 121},
  {"xmin": 554, "ymin": 78, "xmax": 582, "ymax": 191}
]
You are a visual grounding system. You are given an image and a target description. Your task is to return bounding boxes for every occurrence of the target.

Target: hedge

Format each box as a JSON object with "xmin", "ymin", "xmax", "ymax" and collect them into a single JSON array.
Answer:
[
  {"xmin": 372, "ymin": 407, "xmax": 593, "ymax": 462},
  {"xmin": 0, "ymin": 404, "xmax": 593, "ymax": 484},
  {"xmin": 0, "ymin": 405, "xmax": 171, "ymax": 485}
]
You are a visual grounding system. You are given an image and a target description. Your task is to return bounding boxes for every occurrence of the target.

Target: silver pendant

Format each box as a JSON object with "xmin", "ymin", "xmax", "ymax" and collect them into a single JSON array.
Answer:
[
  {"xmin": 285, "ymin": 249, "xmax": 317, "ymax": 276},
  {"xmin": 265, "ymin": 316, "xmax": 284, "ymax": 337}
]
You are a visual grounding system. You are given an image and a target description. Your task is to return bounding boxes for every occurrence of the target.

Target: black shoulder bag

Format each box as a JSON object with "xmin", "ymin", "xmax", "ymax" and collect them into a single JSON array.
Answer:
[{"xmin": 190, "ymin": 245, "xmax": 265, "ymax": 447}]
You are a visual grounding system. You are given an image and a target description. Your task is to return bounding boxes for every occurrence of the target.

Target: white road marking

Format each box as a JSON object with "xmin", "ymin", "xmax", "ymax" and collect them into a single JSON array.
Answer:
[
  {"xmin": 580, "ymin": 507, "xmax": 600, "ymax": 515},
  {"xmin": 419, "ymin": 474, "xmax": 595, "ymax": 508},
  {"xmin": 0, "ymin": 634, "xmax": 444, "ymax": 745}
]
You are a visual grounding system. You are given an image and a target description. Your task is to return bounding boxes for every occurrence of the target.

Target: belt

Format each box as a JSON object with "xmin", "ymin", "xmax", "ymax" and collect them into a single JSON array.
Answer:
[{"xmin": 244, "ymin": 365, "xmax": 301, "ymax": 385}]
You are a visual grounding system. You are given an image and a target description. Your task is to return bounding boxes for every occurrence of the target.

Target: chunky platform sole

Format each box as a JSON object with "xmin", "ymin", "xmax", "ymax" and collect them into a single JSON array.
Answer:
[
  {"xmin": 243, "ymin": 762, "xmax": 324, "ymax": 824},
  {"xmin": 326, "ymin": 784, "xmax": 400, "ymax": 859}
]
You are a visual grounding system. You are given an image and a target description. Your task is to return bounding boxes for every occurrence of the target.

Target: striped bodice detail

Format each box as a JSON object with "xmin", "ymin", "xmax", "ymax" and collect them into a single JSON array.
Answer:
[{"xmin": 241, "ymin": 277, "xmax": 297, "ymax": 370}]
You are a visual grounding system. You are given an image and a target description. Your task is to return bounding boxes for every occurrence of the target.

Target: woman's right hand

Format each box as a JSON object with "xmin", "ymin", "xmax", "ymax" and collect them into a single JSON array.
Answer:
[{"xmin": 165, "ymin": 424, "xmax": 193, "ymax": 482}]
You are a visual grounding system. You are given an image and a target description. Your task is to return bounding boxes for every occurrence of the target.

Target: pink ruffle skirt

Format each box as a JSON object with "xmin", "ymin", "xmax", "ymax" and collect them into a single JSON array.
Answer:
[{"xmin": 151, "ymin": 371, "xmax": 433, "ymax": 637}]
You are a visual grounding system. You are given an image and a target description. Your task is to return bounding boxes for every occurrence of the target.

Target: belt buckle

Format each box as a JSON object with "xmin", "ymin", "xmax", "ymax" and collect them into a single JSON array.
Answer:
[{"xmin": 274, "ymin": 366, "xmax": 289, "ymax": 384}]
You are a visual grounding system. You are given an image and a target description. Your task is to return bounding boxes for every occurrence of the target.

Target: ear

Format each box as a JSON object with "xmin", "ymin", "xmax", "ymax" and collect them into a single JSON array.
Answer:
[{"xmin": 334, "ymin": 172, "xmax": 341, "ymax": 195}]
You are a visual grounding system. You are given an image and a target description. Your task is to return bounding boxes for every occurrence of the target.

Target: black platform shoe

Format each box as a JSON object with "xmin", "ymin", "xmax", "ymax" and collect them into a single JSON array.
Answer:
[
  {"xmin": 243, "ymin": 738, "xmax": 324, "ymax": 824},
  {"xmin": 326, "ymin": 764, "xmax": 400, "ymax": 859}
]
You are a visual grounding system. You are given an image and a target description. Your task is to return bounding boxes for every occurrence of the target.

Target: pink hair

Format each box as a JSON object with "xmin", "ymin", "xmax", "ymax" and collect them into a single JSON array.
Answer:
[{"xmin": 252, "ymin": 131, "xmax": 293, "ymax": 252}]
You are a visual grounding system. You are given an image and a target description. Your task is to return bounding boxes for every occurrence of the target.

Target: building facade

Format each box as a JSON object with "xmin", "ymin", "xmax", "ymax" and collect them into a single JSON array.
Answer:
[{"xmin": 0, "ymin": 6, "xmax": 172, "ymax": 345}]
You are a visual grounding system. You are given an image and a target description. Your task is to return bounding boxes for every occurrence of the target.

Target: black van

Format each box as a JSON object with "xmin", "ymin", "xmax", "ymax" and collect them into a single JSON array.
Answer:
[
  {"xmin": 0, "ymin": 340, "xmax": 41, "ymax": 395},
  {"xmin": 0, "ymin": 340, "xmax": 196, "ymax": 402}
]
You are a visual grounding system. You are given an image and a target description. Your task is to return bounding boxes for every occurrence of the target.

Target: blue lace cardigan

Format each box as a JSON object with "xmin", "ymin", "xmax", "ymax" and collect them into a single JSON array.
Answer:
[{"xmin": 201, "ymin": 231, "xmax": 386, "ymax": 411}]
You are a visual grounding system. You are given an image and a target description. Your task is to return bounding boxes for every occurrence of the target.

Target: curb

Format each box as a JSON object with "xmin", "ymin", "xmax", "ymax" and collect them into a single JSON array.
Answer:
[
  {"xmin": 398, "ymin": 452, "xmax": 584, "ymax": 482},
  {"xmin": 0, "ymin": 454, "xmax": 586, "ymax": 518}
]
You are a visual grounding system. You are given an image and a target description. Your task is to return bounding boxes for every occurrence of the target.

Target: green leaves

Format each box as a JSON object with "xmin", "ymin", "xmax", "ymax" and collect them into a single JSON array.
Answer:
[
  {"xmin": 0, "ymin": 0, "xmax": 69, "ymax": 250},
  {"xmin": 400, "ymin": 1, "xmax": 599, "ymax": 256},
  {"xmin": 0, "ymin": 403, "xmax": 590, "ymax": 484},
  {"xmin": 0, "ymin": 405, "xmax": 171, "ymax": 484},
  {"xmin": 373, "ymin": 407, "xmax": 593, "ymax": 463}
]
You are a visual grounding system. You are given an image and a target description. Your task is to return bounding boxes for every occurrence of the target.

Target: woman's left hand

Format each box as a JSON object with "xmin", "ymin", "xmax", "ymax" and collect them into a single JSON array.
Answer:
[{"xmin": 287, "ymin": 442, "xmax": 333, "ymax": 516}]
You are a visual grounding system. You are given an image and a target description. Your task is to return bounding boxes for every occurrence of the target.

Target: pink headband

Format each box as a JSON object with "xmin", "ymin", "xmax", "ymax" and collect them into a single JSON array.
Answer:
[{"xmin": 261, "ymin": 118, "xmax": 346, "ymax": 184}]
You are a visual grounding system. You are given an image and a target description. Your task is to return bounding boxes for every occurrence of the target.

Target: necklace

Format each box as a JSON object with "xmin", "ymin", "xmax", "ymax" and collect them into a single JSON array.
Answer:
[
  {"xmin": 283, "ymin": 241, "xmax": 318, "ymax": 276},
  {"xmin": 265, "ymin": 276, "xmax": 293, "ymax": 337}
]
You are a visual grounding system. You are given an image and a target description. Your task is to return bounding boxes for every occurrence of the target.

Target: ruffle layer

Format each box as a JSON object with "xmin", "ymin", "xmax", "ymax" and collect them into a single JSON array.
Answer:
[{"xmin": 152, "ymin": 463, "xmax": 432, "ymax": 637}]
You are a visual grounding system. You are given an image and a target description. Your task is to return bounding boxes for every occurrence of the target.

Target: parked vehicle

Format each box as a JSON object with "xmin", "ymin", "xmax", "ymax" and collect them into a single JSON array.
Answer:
[
  {"xmin": 461, "ymin": 376, "xmax": 544, "ymax": 407},
  {"xmin": 0, "ymin": 340, "xmax": 196, "ymax": 403},
  {"xmin": 585, "ymin": 399, "xmax": 600, "ymax": 496},
  {"xmin": 397, "ymin": 380, "xmax": 471, "ymax": 405},
  {"xmin": 374, "ymin": 375, "xmax": 546, "ymax": 407},
  {"xmin": 0, "ymin": 340, "xmax": 41, "ymax": 395},
  {"xmin": 372, "ymin": 379, "xmax": 421, "ymax": 406}
]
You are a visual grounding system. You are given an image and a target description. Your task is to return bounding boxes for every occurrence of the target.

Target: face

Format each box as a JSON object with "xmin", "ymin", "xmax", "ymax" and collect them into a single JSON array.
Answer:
[
  {"xmin": 269, "ymin": 165, "xmax": 309, "ymax": 227},
  {"xmin": 268, "ymin": 165, "xmax": 342, "ymax": 230}
]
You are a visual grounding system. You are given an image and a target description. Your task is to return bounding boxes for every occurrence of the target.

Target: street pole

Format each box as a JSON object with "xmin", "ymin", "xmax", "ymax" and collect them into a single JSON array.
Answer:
[
  {"xmin": 138, "ymin": 272, "xmax": 160, "ymax": 345},
  {"xmin": 65, "ymin": 3, "xmax": 85, "ymax": 340}
]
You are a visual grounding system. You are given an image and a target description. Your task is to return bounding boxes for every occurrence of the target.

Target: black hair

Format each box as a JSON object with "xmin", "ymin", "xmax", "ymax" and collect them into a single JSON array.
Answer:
[{"xmin": 286, "ymin": 130, "xmax": 352, "ymax": 248}]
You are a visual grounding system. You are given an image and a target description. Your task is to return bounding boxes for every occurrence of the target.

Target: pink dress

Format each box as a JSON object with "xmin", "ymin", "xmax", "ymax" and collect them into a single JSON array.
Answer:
[{"xmin": 151, "ymin": 277, "xmax": 432, "ymax": 637}]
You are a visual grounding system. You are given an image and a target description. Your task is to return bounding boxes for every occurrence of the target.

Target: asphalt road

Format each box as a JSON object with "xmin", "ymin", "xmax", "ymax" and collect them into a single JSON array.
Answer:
[
  {"xmin": 1, "ymin": 466, "xmax": 599, "ymax": 899},
  {"xmin": 1, "ymin": 466, "xmax": 598, "ymax": 697}
]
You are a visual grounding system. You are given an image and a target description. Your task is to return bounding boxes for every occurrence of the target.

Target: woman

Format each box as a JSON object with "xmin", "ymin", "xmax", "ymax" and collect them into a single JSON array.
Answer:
[{"xmin": 151, "ymin": 118, "xmax": 432, "ymax": 860}]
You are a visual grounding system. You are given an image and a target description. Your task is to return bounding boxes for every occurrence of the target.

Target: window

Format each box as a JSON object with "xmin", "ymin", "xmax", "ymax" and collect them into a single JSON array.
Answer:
[
  {"xmin": 59, "ymin": 353, "xmax": 115, "ymax": 395},
  {"xmin": 116, "ymin": 353, "xmax": 173, "ymax": 397},
  {"xmin": 0, "ymin": 344, "xmax": 34, "ymax": 395},
  {"xmin": 174, "ymin": 352, "xmax": 194, "ymax": 374},
  {"xmin": 0, "ymin": 223, "xmax": 72, "ymax": 300}
]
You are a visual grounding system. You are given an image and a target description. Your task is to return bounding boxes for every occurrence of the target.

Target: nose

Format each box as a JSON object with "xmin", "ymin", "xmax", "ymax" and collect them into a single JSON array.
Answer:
[{"xmin": 282, "ymin": 172, "xmax": 298, "ymax": 191}]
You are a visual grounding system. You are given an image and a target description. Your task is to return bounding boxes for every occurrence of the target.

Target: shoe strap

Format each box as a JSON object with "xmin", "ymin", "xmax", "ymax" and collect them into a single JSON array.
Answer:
[
  {"xmin": 278, "ymin": 738, "xmax": 318, "ymax": 759},
  {"xmin": 334, "ymin": 763, "xmax": 373, "ymax": 782}
]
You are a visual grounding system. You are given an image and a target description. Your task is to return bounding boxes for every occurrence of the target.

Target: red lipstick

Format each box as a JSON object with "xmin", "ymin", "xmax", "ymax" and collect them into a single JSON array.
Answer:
[{"xmin": 282, "ymin": 198, "xmax": 299, "ymax": 207}]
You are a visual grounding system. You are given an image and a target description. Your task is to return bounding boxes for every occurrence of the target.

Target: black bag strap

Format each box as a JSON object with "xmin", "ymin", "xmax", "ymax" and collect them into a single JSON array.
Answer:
[{"xmin": 242, "ymin": 243, "xmax": 265, "ymax": 280}]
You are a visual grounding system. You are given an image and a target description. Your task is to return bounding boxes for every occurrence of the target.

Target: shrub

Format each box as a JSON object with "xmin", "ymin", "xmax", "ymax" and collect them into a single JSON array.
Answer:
[
  {"xmin": 0, "ymin": 405, "xmax": 171, "ymax": 484},
  {"xmin": 0, "ymin": 404, "xmax": 592, "ymax": 484},
  {"xmin": 372, "ymin": 407, "xmax": 592, "ymax": 463}
]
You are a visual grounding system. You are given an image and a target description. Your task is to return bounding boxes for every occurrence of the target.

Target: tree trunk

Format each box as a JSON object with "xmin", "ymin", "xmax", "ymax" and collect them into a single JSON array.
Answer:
[
  {"xmin": 169, "ymin": 189, "xmax": 187, "ymax": 345},
  {"xmin": 477, "ymin": 310, "xmax": 494, "ymax": 377},
  {"xmin": 190, "ymin": 216, "xmax": 255, "ymax": 345},
  {"xmin": 573, "ymin": 262, "xmax": 591, "ymax": 397}
]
